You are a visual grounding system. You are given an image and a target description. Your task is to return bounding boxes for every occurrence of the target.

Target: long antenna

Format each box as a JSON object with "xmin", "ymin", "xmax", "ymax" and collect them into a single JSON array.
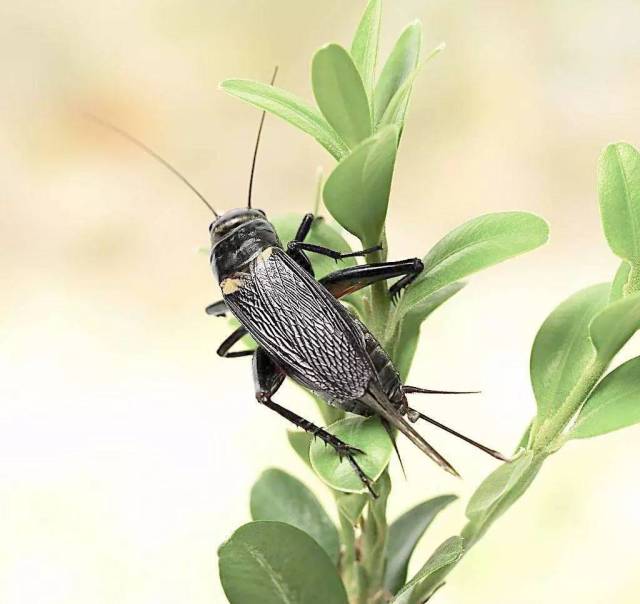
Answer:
[
  {"xmin": 85, "ymin": 113, "xmax": 218, "ymax": 217},
  {"xmin": 247, "ymin": 66, "xmax": 279, "ymax": 209}
]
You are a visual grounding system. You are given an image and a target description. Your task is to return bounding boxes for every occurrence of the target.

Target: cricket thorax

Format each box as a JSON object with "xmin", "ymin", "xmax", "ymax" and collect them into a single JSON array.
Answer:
[{"xmin": 209, "ymin": 211, "xmax": 282, "ymax": 282}]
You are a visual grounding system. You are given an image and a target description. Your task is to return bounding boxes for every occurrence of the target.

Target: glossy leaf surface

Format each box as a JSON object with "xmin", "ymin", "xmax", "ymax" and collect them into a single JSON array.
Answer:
[
  {"xmin": 571, "ymin": 357, "xmax": 640, "ymax": 439},
  {"xmin": 219, "ymin": 521, "xmax": 348, "ymax": 604},
  {"xmin": 310, "ymin": 416, "xmax": 392, "ymax": 494},
  {"xmin": 250, "ymin": 469, "xmax": 339, "ymax": 563},
  {"xmin": 221, "ymin": 79, "xmax": 348, "ymax": 159},
  {"xmin": 312, "ymin": 44, "xmax": 372, "ymax": 148}
]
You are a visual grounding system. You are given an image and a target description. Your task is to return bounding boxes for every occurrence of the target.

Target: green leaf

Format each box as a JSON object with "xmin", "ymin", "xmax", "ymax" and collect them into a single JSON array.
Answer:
[
  {"xmin": 250, "ymin": 469, "xmax": 339, "ymax": 563},
  {"xmin": 312, "ymin": 44, "xmax": 372, "ymax": 148},
  {"xmin": 610, "ymin": 261, "xmax": 631, "ymax": 301},
  {"xmin": 391, "ymin": 536, "xmax": 465, "ymax": 604},
  {"xmin": 323, "ymin": 126, "xmax": 398, "ymax": 248},
  {"xmin": 514, "ymin": 420, "xmax": 533, "ymax": 453},
  {"xmin": 598, "ymin": 142, "xmax": 640, "ymax": 264},
  {"xmin": 590, "ymin": 292, "xmax": 640, "ymax": 366},
  {"xmin": 221, "ymin": 79, "xmax": 349, "ymax": 160},
  {"xmin": 397, "ymin": 212, "xmax": 549, "ymax": 321},
  {"xmin": 271, "ymin": 213, "xmax": 356, "ymax": 279},
  {"xmin": 335, "ymin": 492, "xmax": 368, "ymax": 525},
  {"xmin": 309, "ymin": 416, "xmax": 393, "ymax": 494},
  {"xmin": 393, "ymin": 282, "xmax": 466, "ymax": 380},
  {"xmin": 384, "ymin": 495, "xmax": 457, "ymax": 595},
  {"xmin": 287, "ymin": 431, "xmax": 312, "ymax": 467},
  {"xmin": 219, "ymin": 521, "xmax": 348, "ymax": 604},
  {"xmin": 350, "ymin": 0, "xmax": 381, "ymax": 98},
  {"xmin": 571, "ymin": 356, "xmax": 640, "ymax": 439},
  {"xmin": 465, "ymin": 452, "xmax": 534, "ymax": 525},
  {"xmin": 374, "ymin": 21, "xmax": 422, "ymax": 125},
  {"xmin": 530, "ymin": 284, "xmax": 609, "ymax": 419},
  {"xmin": 378, "ymin": 43, "xmax": 445, "ymax": 129}
]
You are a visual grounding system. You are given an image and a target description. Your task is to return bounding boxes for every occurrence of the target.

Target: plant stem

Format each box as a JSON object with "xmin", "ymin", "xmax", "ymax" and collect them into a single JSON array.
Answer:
[
  {"xmin": 413, "ymin": 353, "xmax": 614, "ymax": 601},
  {"xmin": 338, "ymin": 232, "xmax": 392, "ymax": 604},
  {"xmin": 360, "ymin": 472, "xmax": 391, "ymax": 603},
  {"xmin": 365, "ymin": 232, "xmax": 390, "ymax": 340},
  {"xmin": 338, "ymin": 512, "xmax": 364, "ymax": 602},
  {"xmin": 530, "ymin": 359, "xmax": 606, "ymax": 452}
]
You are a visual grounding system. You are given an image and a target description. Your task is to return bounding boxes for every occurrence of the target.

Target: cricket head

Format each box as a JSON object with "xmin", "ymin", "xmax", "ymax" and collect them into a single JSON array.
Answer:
[{"xmin": 208, "ymin": 208, "xmax": 267, "ymax": 246}]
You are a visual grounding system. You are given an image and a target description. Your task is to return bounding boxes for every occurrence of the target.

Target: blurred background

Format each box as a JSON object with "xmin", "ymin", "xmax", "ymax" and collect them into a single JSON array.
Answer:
[{"xmin": 2, "ymin": 1, "xmax": 640, "ymax": 602}]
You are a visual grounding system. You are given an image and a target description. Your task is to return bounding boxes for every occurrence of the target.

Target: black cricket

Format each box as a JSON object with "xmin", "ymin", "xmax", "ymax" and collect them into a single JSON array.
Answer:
[
  {"xmin": 90, "ymin": 88, "xmax": 507, "ymax": 498},
  {"xmin": 204, "ymin": 89, "xmax": 506, "ymax": 497},
  {"xmin": 206, "ymin": 206, "xmax": 507, "ymax": 496}
]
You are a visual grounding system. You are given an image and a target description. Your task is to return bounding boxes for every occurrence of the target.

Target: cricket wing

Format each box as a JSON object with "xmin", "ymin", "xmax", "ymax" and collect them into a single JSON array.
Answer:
[{"xmin": 222, "ymin": 247, "xmax": 374, "ymax": 401}]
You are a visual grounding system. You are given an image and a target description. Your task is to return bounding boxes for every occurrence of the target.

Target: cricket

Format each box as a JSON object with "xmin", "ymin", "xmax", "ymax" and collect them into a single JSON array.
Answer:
[{"xmin": 89, "ymin": 75, "xmax": 507, "ymax": 499}]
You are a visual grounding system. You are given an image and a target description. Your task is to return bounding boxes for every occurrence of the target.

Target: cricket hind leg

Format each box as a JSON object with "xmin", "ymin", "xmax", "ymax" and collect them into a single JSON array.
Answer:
[
  {"xmin": 319, "ymin": 258, "xmax": 423, "ymax": 302},
  {"xmin": 406, "ymin": 407, "xmax": 509, "ymax": 462},
  {"xmin": 253, "ymin": 348, "xmax": 378, "ymax": 497}
]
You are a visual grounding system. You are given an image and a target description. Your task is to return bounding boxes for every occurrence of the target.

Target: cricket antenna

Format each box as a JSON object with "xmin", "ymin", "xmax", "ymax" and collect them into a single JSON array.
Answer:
[
  {"xmin": 85, "ymin": 113, "xmax": 219, "ymax": 218},
  {"xmin": 247, "ymin": 65, "xmax": 279, "ymax": 209}
]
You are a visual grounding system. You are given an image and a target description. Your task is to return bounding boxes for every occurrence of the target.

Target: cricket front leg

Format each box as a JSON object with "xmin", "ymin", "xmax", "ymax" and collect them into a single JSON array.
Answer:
[
  {"xmin": 217, "ymin": 326, "xmax": 254, "ymax": 358},
  {"xmin": 252, "ymin": 348, "xmax": 377, "ymax": 497},
  {"xmin": 205, "ymin": 299, "xmax": 228, "ymax": 317}
]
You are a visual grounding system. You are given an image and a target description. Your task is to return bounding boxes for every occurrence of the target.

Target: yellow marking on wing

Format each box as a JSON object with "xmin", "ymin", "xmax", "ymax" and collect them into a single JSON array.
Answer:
[{"xmin": 221, "ymin": 278, "xmax": 245, "ymax": 295}]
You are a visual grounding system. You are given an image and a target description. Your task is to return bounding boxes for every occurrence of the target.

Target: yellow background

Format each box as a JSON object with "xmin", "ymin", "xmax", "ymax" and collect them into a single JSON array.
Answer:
[{"xmin": 2, "ymin": 1, "xmax": 640, "ymax": 602}]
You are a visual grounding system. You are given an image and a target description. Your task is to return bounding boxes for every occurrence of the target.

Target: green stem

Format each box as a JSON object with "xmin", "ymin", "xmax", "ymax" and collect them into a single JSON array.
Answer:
[
  {"xmin": 360, "ymin": 472, "xmax": 391, "ymax": 603},
  {"xmin": 414, "ymin": 351, "xmax": 613, "ymax": 601},
  {"xmin": 365, "ymin": 232, "xmax": 390, "ymax": 340},
  {"xmin": 531, "ymin": 358, "xmax": 607, "ymax": 451},
  {"xmin": 338, "ymin": 512, "xmax": 363, "ymax": 602}
]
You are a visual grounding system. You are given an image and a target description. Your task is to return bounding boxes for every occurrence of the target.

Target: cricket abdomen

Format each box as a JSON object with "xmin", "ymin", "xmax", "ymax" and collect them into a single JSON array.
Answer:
[{"xmin": 336, "ymin": 318, "xmax": 408, "ymax": 417}]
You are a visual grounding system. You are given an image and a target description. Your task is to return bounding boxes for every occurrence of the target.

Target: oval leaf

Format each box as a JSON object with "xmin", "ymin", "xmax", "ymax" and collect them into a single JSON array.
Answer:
[
  {"xmin": 385, "ymin": 495, "xmax": 457, "ymax": 595},
  {"xmin": 391, "ymin": 536, "xmax": 465, "ymax": 604},
  {"xmin": 250, "ymin": 469, "xmax": 339, "ymax": 563},
  {"xmin": 323, "ymin": 126, "xmax": 398, "ymax": 248},
  {"xmin": 287, "ymin": 431, "xmax": 312, "ymax": 467},
  {"xmin": 530, "ymin": 284, "xmax": 609, "ymax": 419},
  {"xmin": 590, "ymin": 292, "xmax": 640, "ymax": 365},
  {"xmin": 309, "ymin": 416, "xmax": 392, "ymax": 494},
  {"xmin": 219, "ymin": 521, "xmax": 348, "ymax": 604},
  {"xmin": 598, "ymin": 142, "xmax": 640, "ymax": 264},
  {"xmin": 571, "ymin": 356, "xmax": 640, "ymax": 439},
  {"xmin": 374, "ymin": 21, "xmax": 422, "ymax": 125},
  {"xmin": 272, "ymin": 212, "xmax": 355, "ymax": 279},
  {"xmin": 378, "ymin": 43, "xmax": 445, "ymax": 129},
  {"xmin": 221, "ymin": 79, "xmax": 348, "ymax": 160},
  {"xmin": 312, "ymin": 44, "xmax": 372, "ymax": 149},
  {"xmin": 465, "ymin": 452, "xmax": 534, "ymax": 524},
  {"xmin": 350, "ymin": 0, "xmax": 381, "ymax": 97},
  {"xmin": 398, "ymin": 212, "xmax": 549, "ymax": 320}
]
